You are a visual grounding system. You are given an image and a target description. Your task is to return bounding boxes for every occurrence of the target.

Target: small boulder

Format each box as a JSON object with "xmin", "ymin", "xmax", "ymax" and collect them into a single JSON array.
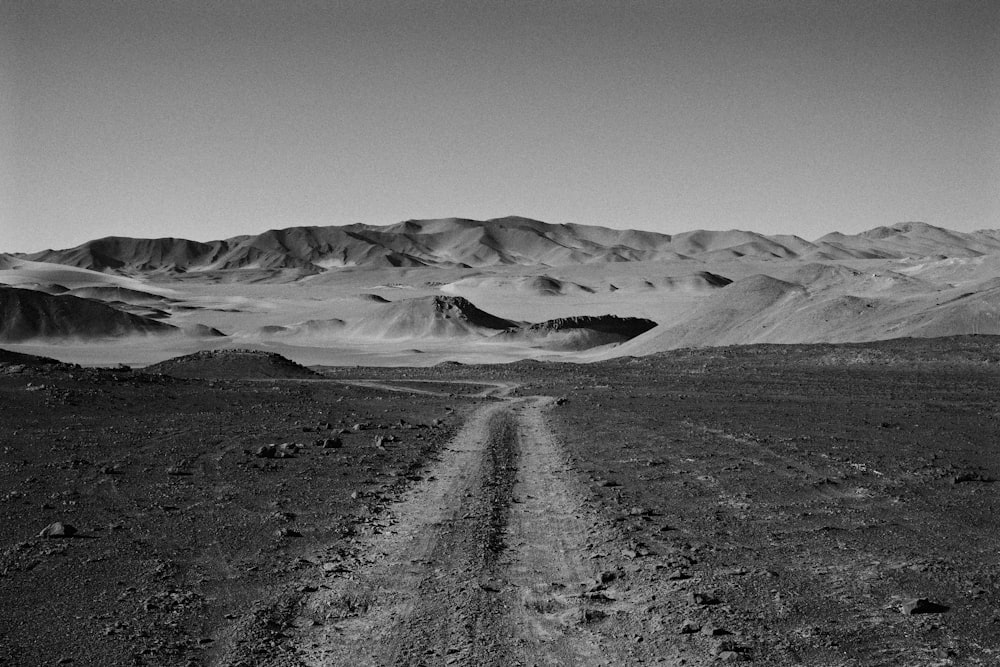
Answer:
[
  {"xmin": 39, "ymin": 522, "xmax": 77, "ymax": 538},
  {"xmin": 255, "ymin": 444, "xmax": 277, "ymax": 459},
  {"xmin": 679, "ymin": 619, "xmax": 701, "ymax": 634},
  {"xmin": 597, "ymin": 570, "xmax": 617, "ymax": 584},
  {"xmin": 274, "ymin": 443, "xmax": 297, "ymax": 459},
  {"xmin": 901, "ymin": 598, "xmax": 949, "ymax": 614},
  {"xmin": 952, "ymin": 472, "xmax": 995, "ymax": 484},
  {"xmin": 688, "ymin": 591, "xmax": 719, "ymax": 605}
]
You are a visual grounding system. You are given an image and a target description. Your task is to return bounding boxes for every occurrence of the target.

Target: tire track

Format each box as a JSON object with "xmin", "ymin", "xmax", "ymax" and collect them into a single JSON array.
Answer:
[
  {"xmin": 291, "ymin": 400, "xmax": 513, "ymax": 666},
  {"xmin": 503, "ymin": 397, "xmax": 619, "ymax": 665},
  {"xmin": 286, "ymin": 386, "xmax": 660, "ymax": 666}
]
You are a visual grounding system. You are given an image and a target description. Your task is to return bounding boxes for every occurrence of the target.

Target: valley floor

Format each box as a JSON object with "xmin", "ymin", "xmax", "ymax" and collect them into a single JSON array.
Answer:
[{"xmin": 2, "ymin": 337, "xmax": 999, "ymax": 665}]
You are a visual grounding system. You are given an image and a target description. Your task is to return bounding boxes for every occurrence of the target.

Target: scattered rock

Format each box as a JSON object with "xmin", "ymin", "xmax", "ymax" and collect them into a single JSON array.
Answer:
[
  {"xmin": 316, "ymin": 437, "xmax": 342, "ymax": 449},
  {"xmin": 38, "ymin": 522, "xmax": 76, "ymax": 538},
  {"xmin": 255, "ymin": 445, "xmax": 277, "ymax": 459},
  {"xmin": 274, "ymin": 527, "xmax": 302, "ymax": 539}
]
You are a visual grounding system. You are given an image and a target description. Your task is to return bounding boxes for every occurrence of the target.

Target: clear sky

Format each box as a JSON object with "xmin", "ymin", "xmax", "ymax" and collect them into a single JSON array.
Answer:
[{"xmin": 2, "ymin": 0, "xmax": 998, "ymax": 252}]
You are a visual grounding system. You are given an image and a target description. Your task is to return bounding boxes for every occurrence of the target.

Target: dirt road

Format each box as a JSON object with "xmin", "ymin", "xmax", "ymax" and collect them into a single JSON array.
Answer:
[{"xmin": 286, "ymin": 385, "xmax": 684, "ymax": 666}]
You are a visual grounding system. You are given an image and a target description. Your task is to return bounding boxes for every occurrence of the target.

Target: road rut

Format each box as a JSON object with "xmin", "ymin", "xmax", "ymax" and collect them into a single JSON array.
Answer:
[{"xmin": 291, "ymin": 392, "xmax": 633, "ymax": 666}]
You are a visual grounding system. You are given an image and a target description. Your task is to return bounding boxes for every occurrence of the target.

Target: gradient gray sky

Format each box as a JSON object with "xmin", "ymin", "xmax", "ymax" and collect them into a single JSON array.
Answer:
[{"xmin": 2, "ymin": 0, "xmax": 998, "ymax": 252}]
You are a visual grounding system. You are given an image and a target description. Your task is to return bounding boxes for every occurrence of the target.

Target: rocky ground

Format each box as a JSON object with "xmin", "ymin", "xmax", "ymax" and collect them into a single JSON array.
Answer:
[
  {"xmin": 2, "ymin": 337, "xmax": 999, "ymax": 665},
  {"xmin": 0, "ymin": 352, "xmax": 460, "ymax": 666}
]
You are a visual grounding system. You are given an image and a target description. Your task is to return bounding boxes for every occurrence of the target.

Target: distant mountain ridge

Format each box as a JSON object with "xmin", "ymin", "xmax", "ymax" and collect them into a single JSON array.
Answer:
[{"xmin": 18, "ymin": 218, "xmax": 1000, "ymax": 276}]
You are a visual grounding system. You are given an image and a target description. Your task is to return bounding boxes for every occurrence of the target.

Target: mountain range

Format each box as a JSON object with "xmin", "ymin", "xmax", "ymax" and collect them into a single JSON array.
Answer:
[
  {"xmin": 4, "ymin": 217, "xmax": 1000, "ymax": 365},
  {"xmin": 19, "ymin": 218, "xmax": 1000, "ymax": 275}
]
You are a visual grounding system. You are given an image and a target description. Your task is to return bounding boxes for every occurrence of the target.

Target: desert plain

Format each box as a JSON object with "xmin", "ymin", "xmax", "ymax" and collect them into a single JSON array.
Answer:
[{"xmin": 1, "ymin": 218, "xmax": 999, "ymax": 665}]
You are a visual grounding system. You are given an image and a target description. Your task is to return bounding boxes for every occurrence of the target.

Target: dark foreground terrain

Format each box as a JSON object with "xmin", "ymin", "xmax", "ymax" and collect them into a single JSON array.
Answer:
[{"xmin": 2, "ymin": 338, "xmax": 999, "ymax": 665}]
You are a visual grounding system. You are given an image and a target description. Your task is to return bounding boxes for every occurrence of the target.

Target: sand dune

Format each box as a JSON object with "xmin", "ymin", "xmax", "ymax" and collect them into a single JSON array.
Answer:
[
  {"xmin": 0, "ymin": 256, "xmax": 178, "ymax": 295},
  {"xmin": 617, "ymin": 275, "xmax": 808, "ymax": 351},
  {"xmin": 496, "ymin": 315, "xmax": 657, "ymax": 351},
  {"xmin": 64, "ymin": 285, "xmax": 173, "ymax": 305},
  {"xmin": 347, "ymin": 295, "xmax": 517, "ymax": 340},
  {"xmin": 604, "ymin": 271, "xmax": 732, "ymax": 293},
  {"xmin": 253, "ymin": 318, "xmax": 347, "ymax": 341},
  {"xmin": 441, "ymin": 274, "xmax": 594, "ymax": 297},
  {"xmin": 0, "ymin": 286, "xmax": 178, "ymax": 342}
]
